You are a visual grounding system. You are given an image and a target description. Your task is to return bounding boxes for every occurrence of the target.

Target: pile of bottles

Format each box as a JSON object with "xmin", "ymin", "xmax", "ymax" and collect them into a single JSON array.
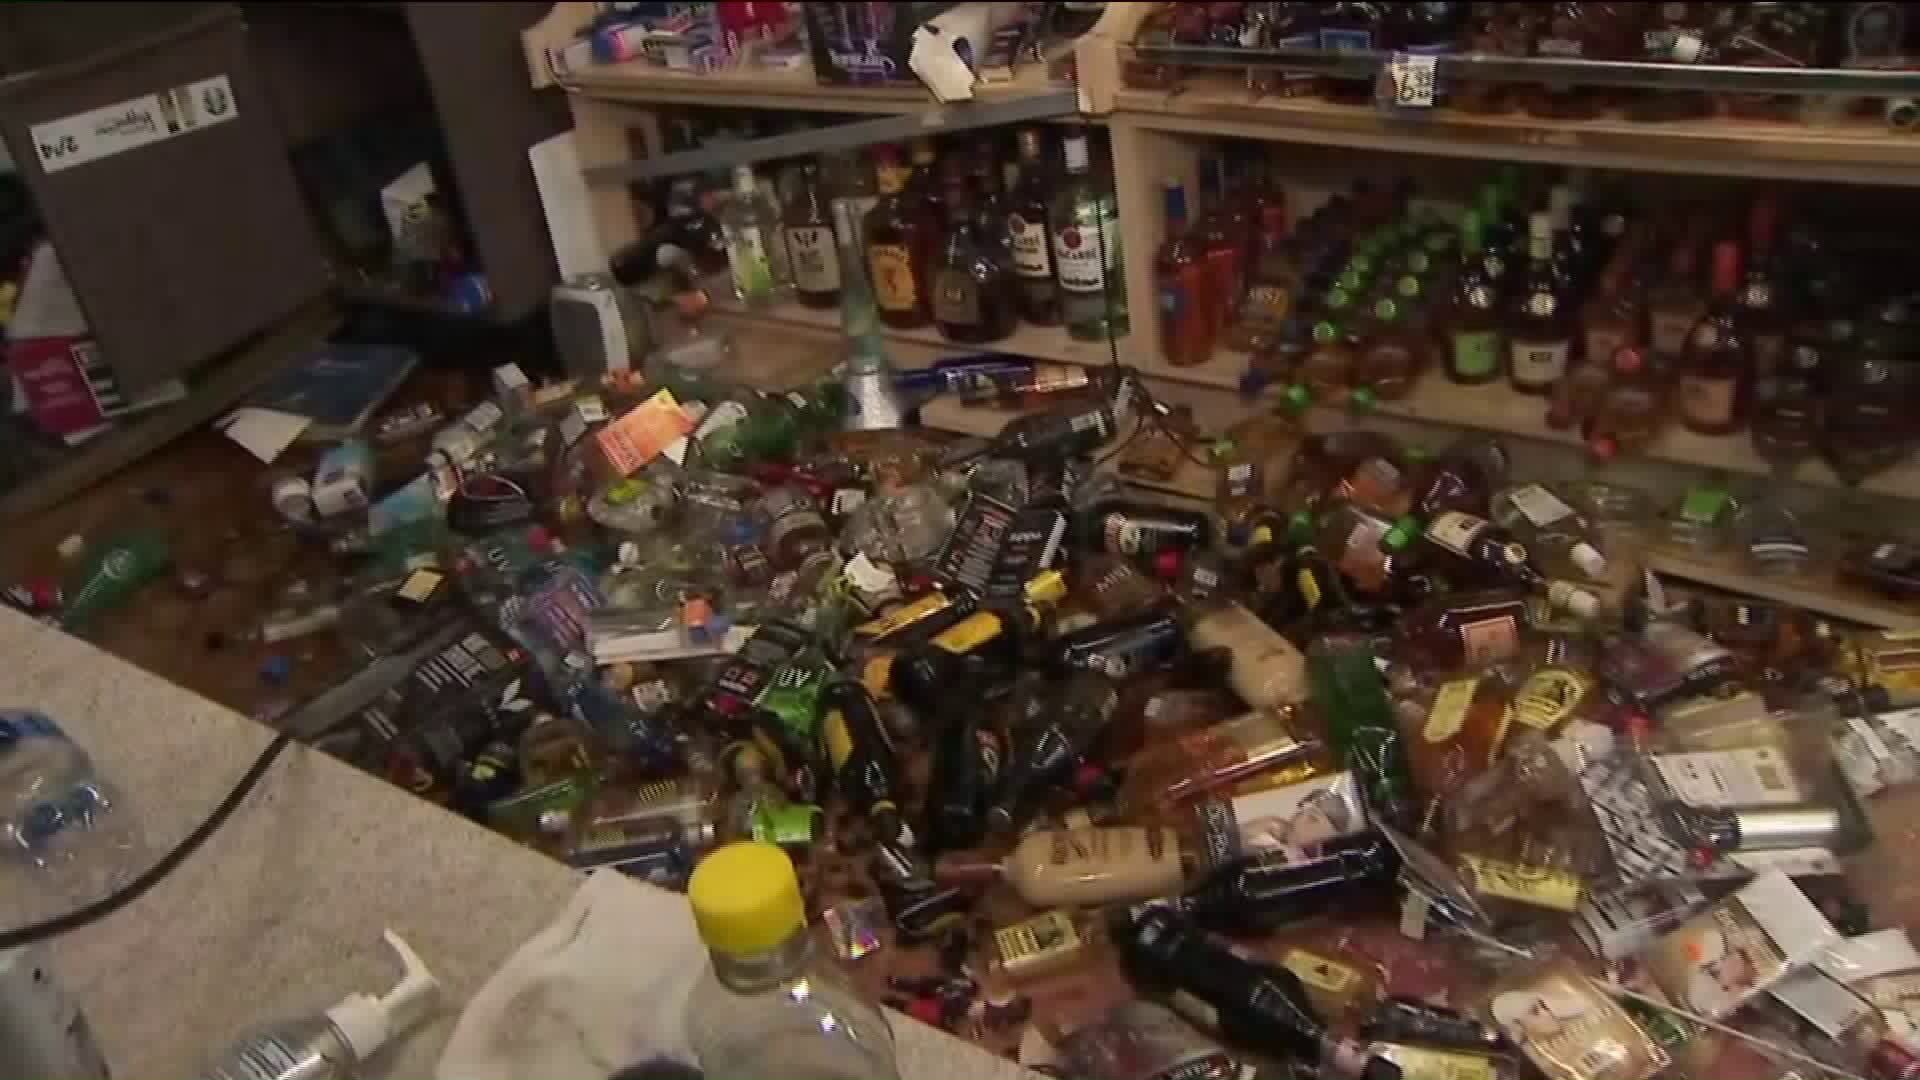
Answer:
[
  {"xmin": 1130, "ymin": 1, "xmax": 1918, "ymax": 127},
  {"xmin": 1169, "ymin": 159, "xmax": 1920, "ymax": 483},
  {"xmin": 616, "ymin": 126, "xmax": 1130, "ymax": 346},
  {"xmin": 54, "ymin": 330, "xmax": 1910, "ymax": 1080}
]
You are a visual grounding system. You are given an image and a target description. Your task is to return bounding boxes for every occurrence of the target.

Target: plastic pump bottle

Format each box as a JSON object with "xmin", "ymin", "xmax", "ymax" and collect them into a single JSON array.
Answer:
[{"xmin": 201, "ymin": 930, "xmax": 439, "ymax": 1080}]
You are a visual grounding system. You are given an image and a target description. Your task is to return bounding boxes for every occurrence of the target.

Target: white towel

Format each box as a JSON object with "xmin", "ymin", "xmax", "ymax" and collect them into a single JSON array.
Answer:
[{"xmin": 436, "ymin": 870, "xmax": 706, "ymax": 1080}]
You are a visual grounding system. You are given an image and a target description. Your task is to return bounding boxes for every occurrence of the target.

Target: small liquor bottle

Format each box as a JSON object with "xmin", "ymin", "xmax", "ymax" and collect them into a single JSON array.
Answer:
[
  {"xmin": 1580, "ymin": 259, "xmax": 1642, "ymax": 374},
  {"xmin": 1586, "ymin": 347, "xmax": 1666, "ymax": 459},
  {"xmin": 1445, "ymin": 209, "xmax": 1506, "ymax": 385},
  {"xmin": 1157, "ymin": 178, "xmax": 1215, "ymax": 368},
  {"xmin": 864, "ymin": 145, "xmax": 934, "ymax": 329},
  {"xmin": 1007, "ymin": 128, "xmax": 1061, "ymax": 326},
  {"xmin": 1356, "ymin": 278, "xmax": 1429, "ymax": 401},
  {"xmin": 1676, "ymin": 241, "xmax": 1754, "ymax": 436},
  {"xmin": 1297, "ymin": 287, "xmax": 1358, "ymax": 400},
  {"xmin": 1507, "ymin": 212, "xmax": 1573, "ymax": 395},
  {"xmin": 782, "ymin": 161, "xmax": 841, "ymax": 309},
  {"xmin": 1647, "ymin": 231, "xmax": 1707, "ymax": 364},
  {"xmin": 932, "ymin": 183, "xmax": 1018, "ymax": 344}
]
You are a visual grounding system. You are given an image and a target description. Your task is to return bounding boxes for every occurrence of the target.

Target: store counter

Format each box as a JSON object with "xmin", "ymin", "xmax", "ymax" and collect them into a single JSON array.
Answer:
[{"xmin": 0, "ymin": 609, "xmax": 1032, "ymax": 1079}]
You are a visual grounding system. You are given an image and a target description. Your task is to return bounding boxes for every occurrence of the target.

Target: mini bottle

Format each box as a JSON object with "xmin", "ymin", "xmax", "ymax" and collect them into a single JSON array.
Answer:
[
  {"xmin": 935, "ymin": 825, "xmax": 1197, "ymax": 907},
  {"xmin": 1169, "ymin": 841, "xmax": 1399, "ymax": 934},
  {"xmin": 201, "ymin": 931, "xmax": 439, "ymax": 1080},
  {"xmin": 1118, "ymin": 709, "xmax": 1319, "ymax": 811},
  {"xmin": 1184, "ymin": 601, "xmax": 1309, "ymax": 709},
  {"xmin": 685, "ymin": 843, "xmax": 899, "ymax": 1080}
]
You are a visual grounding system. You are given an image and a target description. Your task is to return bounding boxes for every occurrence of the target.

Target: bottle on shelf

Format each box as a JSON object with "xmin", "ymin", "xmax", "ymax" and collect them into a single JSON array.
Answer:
[
  {"xmin": 1051, "ymin": 132, "xmax": 1130, "ymax": 342},
  {"xmin": 832, "ymin": 203, "xmax": 901, "ymax": 432},
  {"xmin": 1586, "ymin": 345, "xmax": 1667, "ymax": 459},
  {"xmin": 1006, "ymin": 128, "xmax": 1061, "ymax": 326},
  {"xmin": 1297, "ymin": 287, "xmax": 1358, "ymax": 400},
  {"xmin": 932, "ymin": 182, "xmax": 1018, "ymax": 344},
  {"xmin": 1354, "ymin": 277, "xmax": 1429, "ymax": 401},
  {"xmin": 685, "ymin": 843, "xmax": 899, "ymax": 1080},
  {"xmin": 721, "ymin": 165, "xmax": 792, "ymax": 309},
  {"xmin": 1195, "ymin": 155, "xmax": 1246, "ymax": 341},
  {"xmin": 864, "ymin": 145, "xmax": 934, "ymax": 329},
  {"xmin": 1156, "ymin": 178, "xmax": 1216, "ymax": 368},
  {"xmin": 1227, "ymin": 203, "xmax": 1302, "ymax": 355},
  {"xmin": 1580, "ymin": 258, "xmax": 1643, "ymax": 375},
  {"xmin": 1647, "ymin": 229, "xmax": 1707, "ymax": 364},
  {"xmin": 1444, "ymin": 209, "xmax": 1506, "ymax": 386},
  {"xmin": 1736, "ymin": 196, "xmax": 1788, "ymax": 374},
  {"xmin": 781, "ymin": 160, "xmax": 841, "ymax": 309},
  {"xmin": 1676, "ymin": 240, "xmax": 1755, "ymax": 436},
  {"xmin": 1507, "ymin": 211, "xmax": 1573, "ymax": 395},
  {"xmin": 966, "ymin": 139, "xmax": 1008, "ymax": 249}
]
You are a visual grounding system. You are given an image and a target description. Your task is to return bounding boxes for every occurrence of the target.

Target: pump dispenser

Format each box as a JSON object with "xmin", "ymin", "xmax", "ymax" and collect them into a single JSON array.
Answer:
[{"xmin": 201, "ymin": 930, "xmax": 439, "ymax": 1080}]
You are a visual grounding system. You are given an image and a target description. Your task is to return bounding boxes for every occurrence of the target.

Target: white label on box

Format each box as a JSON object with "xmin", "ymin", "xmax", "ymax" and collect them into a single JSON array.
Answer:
[
  {"xmin": 31, "ymin": 75, "xmax": 238, "ymax": 174},
  {"xmin": 1652, "ymin": 747, "xmax": 1804, "ymax": 807},
  {"xmin": 1773, "ymin": 930, "xmax": 1920, "ymax": 1038}
]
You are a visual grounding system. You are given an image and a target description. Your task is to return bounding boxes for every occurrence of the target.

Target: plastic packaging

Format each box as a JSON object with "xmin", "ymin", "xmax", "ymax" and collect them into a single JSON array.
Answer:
[{"xmin": 0, "ymin": 710, "xmax": 144, "ymax": 905}]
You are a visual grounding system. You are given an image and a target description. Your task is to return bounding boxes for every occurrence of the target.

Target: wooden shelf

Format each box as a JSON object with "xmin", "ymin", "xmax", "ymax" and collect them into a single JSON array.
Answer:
[
  {"xmin": 706, "ymin": 295, "xmax": 1132, "ymax": 369},
  {"xmin": 1112, "ymin": 80, "xmax": 1920, "ymax": 187},
  {"xmin": 1644, "ymin": 545, "xmax": 1920, "ymax": 630}
]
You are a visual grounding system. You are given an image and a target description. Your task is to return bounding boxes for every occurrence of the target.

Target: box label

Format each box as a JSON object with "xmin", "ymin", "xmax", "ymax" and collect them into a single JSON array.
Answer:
[{"xmin": 32, "ymin": 76, "xmax": 238, "ymax": 174}]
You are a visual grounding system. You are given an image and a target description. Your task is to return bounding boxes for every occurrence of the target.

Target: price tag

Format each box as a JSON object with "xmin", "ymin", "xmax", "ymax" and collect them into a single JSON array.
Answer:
[{"xmin": 1384, "ymin": 53, "xmax": 1438, "ymax": 109}]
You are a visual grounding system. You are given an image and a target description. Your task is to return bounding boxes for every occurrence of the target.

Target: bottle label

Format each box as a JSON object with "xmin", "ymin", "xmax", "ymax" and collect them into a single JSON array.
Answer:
[
  {"xmin": 868, "ymin": 243, "xmax": 918, "ymax": 311},
  {"xmin": 1296, "ymin": 568, "xmax": 1322, "ymax": 611},
  {"xmin": 729, "ymin": 225, "xmax": 773, "ymax": 299},
  {"xmin": 1514, "ymin": 667, "xmax": 1592, "ymax": 731},
  {"xmin": 1157, "ymin": 282, "xmax": 1187, "ymax": 322},
  {"xmin": 1460, "ymin": 615, "xmax": 1518, "ymax": 666},
  {"xmin": 1678, "ymin": 487, "xmax": 1729, "ymax": 525},
  {"xmin": 1426, "ymin": 511, "xmax": 1489, "ymax": 556},
  {"xmin": 1511, "ymin": 340, "xmax": 1569, "ymax": 386},
  {"xmin": 1369, "ymin": 1043, "xmax": 1503, "ymax": 1080},
  {"xmin": 1678, "ymin": 373, "xmax": 1737, "ymax": 427},
  {"xmin": 932, "ymin": 611, "xmax": 1004, "ymax": 655},
  {"xmin": 1651, "ymin": 747, "xmax": 1803, "ymax": 807},
  {"xmin": 1281, "ymin": 948, "xmax": 1361, "ymax": 994},
  {"xmin": 1506, "ymin": 483, "xmax": 1576, "ymax": 528},
  {"xmin": 1053, "ymin": 209, "xmax": 1122, "ymax": 295},
  {"xmin": 768, "ymin": 503, "xmax": 828, "ymax": 552},
  {"xmin": 1008, "ymin": 213, "xmax": 1051, "ymax": 278},
  {"xmin": 1459, "ymin": 854, "xmax": 1585, "ymax": 912},
  {"xmin": 1319, "ymin": 27, "xmax": 1374, "ymax": 51},
  {"xmin": 1650, "ymin": 309, "xmax": 1699, "ymax": 357},
  {"xmin": 1424, "ymin": 677, "xmax": 1478, "ymax": 743},
  {"xmin": 1585, "ymin": 326, "xmax": 1632, "ymax": 369},
  {"xmin": 1450, "ymin": 329, "xmax": 1501, "ymax": 378},
  {"xmin": 933, "ymin": 270, "xmax": 982, "ymax": 327},
  {"xmin": 784, "ymin": 225, "xmax": 840, "ymax": 291}
]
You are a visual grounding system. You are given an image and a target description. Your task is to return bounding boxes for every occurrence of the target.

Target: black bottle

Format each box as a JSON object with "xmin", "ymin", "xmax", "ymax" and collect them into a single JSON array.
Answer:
[
  {"xmin": 820, "ymin": 681, "xmax": 905, "ymax": 844},
  {"xmin": 1053, "ymin": 606, "xmax": 1187, "ymax": 679},
  {"xmin": 1360, "ymin": 997, "xmax": 1508, "ymax": 1053},
  {"xmin": 982, "ymin": 398, "xmax": 1116, "ymax": 460},
  {"xmin": 1170, "ymin": 839, "xmax": 1400, "ymax": 934},
  {"xmin": 1075, "ymin": 500, "xmax": 1215, "ymax": 561},
  {"xmin": 987, "ymin": 671, "xmax": 1119, "ymax": 836},
  {"xmin": 925, "ymin": 672, "xmax": 1005, "ymax": 853},
  {"xmin": 1110, "ymin": 904, "xmax": 1328, "ymax": 1063}
]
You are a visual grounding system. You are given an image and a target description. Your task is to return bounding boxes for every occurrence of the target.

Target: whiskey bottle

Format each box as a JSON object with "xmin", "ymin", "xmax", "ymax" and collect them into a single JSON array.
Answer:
[
  {"xmin": 864, "ymin": 145, "xmax": 934, "ymax": 329},
  {"xmin": 782, "ymin": 161, "xmax": 841, "ymax": 309},
  {"xmin": 1677, "ymin": 241, "xmax": 1754, "ymax": 436},
  {"xmin": 1506, "ymin": 211, "xmax": 1572, "ymax": 395},
  {"xmin": 932, "ymin": 183, "xmax": 1018, "ymax": 344}
]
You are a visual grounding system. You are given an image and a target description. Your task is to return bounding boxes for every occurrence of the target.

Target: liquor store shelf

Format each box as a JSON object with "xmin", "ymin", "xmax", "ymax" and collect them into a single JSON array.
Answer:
[
  {"xmin": 1110, "ymin": 82, "xmax": 1920, "ymax": 188},
  {"xmin": 919, "ymin": 395, "xmax": 1920, "ymax": 631},
  {"xmin": 705, "ymin": 294, "xmax": 1135, "ymax": 370}
]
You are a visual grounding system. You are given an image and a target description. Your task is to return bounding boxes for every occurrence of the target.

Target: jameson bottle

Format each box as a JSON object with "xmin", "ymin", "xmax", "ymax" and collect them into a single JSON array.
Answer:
[
  {"xmin": 1051, "ymin": 132, "xmax": 1130, "ymax": 342},
  {"xmin": 1007, "ymin": 128, "xmax": 1061, "ymax": 325}
]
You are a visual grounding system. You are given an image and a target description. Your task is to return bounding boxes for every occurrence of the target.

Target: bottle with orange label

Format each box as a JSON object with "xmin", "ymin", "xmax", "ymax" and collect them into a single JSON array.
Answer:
[
  {"xmin": 1401, "ymin": 671, "xmax": 1515, "ymax": 805},
  {"xmin": 1117, "ymin": 708, "xmax": 1321, "ymax": 812}
]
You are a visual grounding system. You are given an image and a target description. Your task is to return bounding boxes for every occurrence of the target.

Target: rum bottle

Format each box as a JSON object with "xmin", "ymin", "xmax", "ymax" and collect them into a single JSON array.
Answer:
[
  {"xmin": 1506, "ymin": 211, "xmax": 1572, "ymax": 395},
  {"xmin": 1297, "ymin": 287, "xmax": 1357, "ymax": 400},
  {"xmin": 1228, "ymin": 204, "xmax": 1302, "ymax": 354},
  {"xmin": 1676, "ymin": 241, "xmax": 1754, "ymax": 436},
  {"xmin": 1006, "ymin": 128, "xmax": 1060, "ymax": 326},
  {"xmin": 932, "ymin": 183, "xmax": 1018, "ymax": 344},
  {"xmin": 1157, "ymin": 178, "xmax": 1216, "ymax": 367},
  {"xmin": 1051, "ymin": 132, "xmax": 1129, "ymax": 342},
  {"xmin": 864, "ymin": 145, "xmax": 934, "ymax": 329}
]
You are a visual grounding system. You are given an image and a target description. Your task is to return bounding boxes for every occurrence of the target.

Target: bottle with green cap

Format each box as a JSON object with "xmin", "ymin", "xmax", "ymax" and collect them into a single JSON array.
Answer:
[
  {"xmin": 1355, "ymin": 277, "xmax": 1429, "ymax": 402},
  {"xmin": 685, "ymin": 841, "xmax": 899, "ymax": 1080},
  {"xmin": 1298, "ymin": 288, "xmax": 1356, "ymax": 401}
]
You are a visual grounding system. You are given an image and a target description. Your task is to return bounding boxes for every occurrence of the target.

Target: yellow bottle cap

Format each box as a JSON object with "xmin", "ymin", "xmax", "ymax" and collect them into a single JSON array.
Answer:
[
  {"xmin": 688, "ymin": 842, "xmax": 807, "ymax": 957},
  {"xmin": 1024, "ymin": 569, "xmax": 1069, "ymax": 606}
]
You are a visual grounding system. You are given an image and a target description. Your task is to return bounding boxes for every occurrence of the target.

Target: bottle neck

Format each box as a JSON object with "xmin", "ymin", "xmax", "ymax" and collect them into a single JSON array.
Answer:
[{"xmin": 708, "ymin": 926, "xmax": 815, "ymax": 993}]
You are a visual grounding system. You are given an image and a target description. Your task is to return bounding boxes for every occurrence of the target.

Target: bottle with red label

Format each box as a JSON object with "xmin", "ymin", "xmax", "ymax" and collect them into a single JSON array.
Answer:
[
  {"xmin": 1157, "ymin": 178, "xmax": 1216, "ymax": 368},
  {"xmin": 1676, "ymin": 241, "xmax": 1754, "ymax": 436}
]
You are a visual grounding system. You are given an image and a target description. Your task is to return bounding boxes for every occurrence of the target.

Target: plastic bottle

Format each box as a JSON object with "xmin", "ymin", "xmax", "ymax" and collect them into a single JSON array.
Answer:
[
  {"xmin": 200, "ymin": 930, "xmax": 438, "ymax": 1080},
  {"xmin": 59, "ymin": 528, "xmax": 170, "ymax": 631},
  {"xmin": 685, "ymin": 843, "xmax": 898, "ymax": 1080},
  {"xmin": 0, "ymin": 710, "xmax": 142, "ymax": 901}
]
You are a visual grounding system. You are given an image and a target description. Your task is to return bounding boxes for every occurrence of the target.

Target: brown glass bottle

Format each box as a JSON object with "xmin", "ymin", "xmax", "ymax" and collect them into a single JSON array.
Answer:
[
  {"xmin": 782, "ymin": 161, "xmax": 842, "ymax": 309},
  {"xmin": 1403, "ymin": 671, "xmax": 1515, "ymax": 800},
  {"xmin": 1677, "ymin": 241, "xmax": 1754, "ymax": 436},
  {"xmin": 1580, "ymin": 260, "xmax": 1642, "ymax": 374},
  {"xmin": 1355, "ymin": 281, "xmax": 1429, "ymax": 401},
  {"xmin": 1006, "ymin": 128, "xmax": 1060, "ymax": 326},
  {"xmin": 933, "ymin": 184, "xmax": 1019, "ymax": 344},
  {"xmin": 1646, "ymin": 230, "xmax": 1707, "ymax": 364},
  {"xmin": 1506, "ymin": 212, "xmax": 1573, "ymax": 395},
  {"xmin": 1586, "ymin": 346, "xmax": 1666, "ymax": 460},
  {"xmin": 1735, "ymin": 197, "xmax": 1787, "ymax": 375},
  {"xmin": 864, "ymin": 145, "xmax": 934, "ymax": 329}
]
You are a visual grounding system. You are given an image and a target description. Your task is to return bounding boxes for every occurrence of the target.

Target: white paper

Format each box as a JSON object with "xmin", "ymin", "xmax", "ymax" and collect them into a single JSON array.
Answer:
[
  {"xmin": 30, "ymin": 76, "xmax": 238, "ymax": 174},
  {"xmin": 217, "ymin": 407, "xmax": 312, "ymax": 464},
  {"xmin": 529, "ymin": 131, "xmax": 610, "ymax": 280}
]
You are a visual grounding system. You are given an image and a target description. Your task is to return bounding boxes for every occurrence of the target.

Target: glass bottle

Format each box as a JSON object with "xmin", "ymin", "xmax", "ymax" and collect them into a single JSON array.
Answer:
[
  {"xmin": 1422, "ymin": 510, "xmax": 1552, "ymax": 590},
  {"xmin": 1171, "ymin": 842, "xmax": 1399, "ymax": 934},
  {"xmin": 1677, "ymin": 241, "xmax": 1754, "ymax": 436},
  {"xmin": 685, "ymin": 843, "xmax": 899, "ymax": 1080},
  {"xmin": 1317, "ymin": 503, "xmax": 1416, "ymax": 597},
  {"xmin": 1195, "ymin": 156, "xmax": 1245, "ymax": 341},
  {"xmin": 1489, "ymin": 483, "xmax": 1610, "ymax": 581},
  {"xmin": 821, "ymin": 150, "xmax": 877, "ymax": 247},
  {"xmin": 1506, "ymin": 211, "xmax": 1572, "ymax": 395},
  {"xmin": 1586, "ymin": 345, "xmax": 1666, "ymax": 459},
  {"xmin": 1157, "ymin": 178, "xmax": 1216, "ymax": 368},
  {"xmin": 1408, "ymin": 434, "xmax": 1510, "ymax": 519},
  {"xmin": 936, "ymin": 826, "xmax": 1197, "ymax": 907},
  {"xmin": 1445, "ymin": 209, "xmax": 1506, "ymax": 385},
  {"xmin": 833, "ymin": 202, "xmax": 899, "ymax": 431},
  {"xmin": 1118, "ymin": 709, "xmax": 1318, "ymax": 811},
  {"xmin": 1184, "ymin": 600, "xmax": 1309, "ymax": 710},
  {"xmin": 668, "ymin": 177, "xmax": 731, "ymax": 276},
  {"xmin": 1298, "ymin": 287, "xmax": 1358, "ymax": 400},
  {"xmin": 1228, "ymin": 204, "xmax": 1301, "ymax": 354},
  {"xmin": 1735, "ymin": 196, "xmax": 1787, "ymax": 374},
  {"xmin": 1400, "ymin": 590, "xmax": 1533, "ymax": 672},
  {"xmin": 932, "ymin": 183, "xmax": 1018, "ymax": 344},
  {"xmin": 863, "ymin": 145, "xmax": 934, "ymax": 329},
  {"xmin": 782, "ymin": 161, "xmax": 841, "ymax": 309},
  {"xmin": 907, "ymin": 137, "xmax": 943, "ymax": 229},
  {"xmin": 1647, "ymin": 233, "xmax": 1707, "ymax": 365},
  {"xmin": 721, "ymin": 165, "xmax": 792, "ymax": 308},
  {"xmin": 1580, "ymin": 259, "xmax": 1642, "ymax": 374},
  {"xmin": 1402, "ymin": 671, "xmax": 1514, "ymax": 802},
  {"xmin": 1355, "ymin": 279, "xmax": 1429, "ymax": 400},
  {"xmin": 966, "ymin": 139, "xmax": 1007, "ymax": 248},
  {"xmin": 1006, "ymin": 128, "xmax": 1060, "ymax": 326},
  {"xmin": 1051, "ymin": 132, "xmax": 1129, "ymax": 342}
]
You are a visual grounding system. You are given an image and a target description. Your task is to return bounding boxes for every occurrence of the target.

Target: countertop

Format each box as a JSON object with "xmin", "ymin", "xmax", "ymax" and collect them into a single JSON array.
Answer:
[{"xmin": 0, "ymin": 608, "xmax": 1034, "ymax": 1080}]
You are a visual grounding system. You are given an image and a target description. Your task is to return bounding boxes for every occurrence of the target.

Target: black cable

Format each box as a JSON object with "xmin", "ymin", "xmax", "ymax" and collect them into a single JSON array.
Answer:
[{"xmin": 0, "ymin": 731, "xmax": 294, "ymax": 949}]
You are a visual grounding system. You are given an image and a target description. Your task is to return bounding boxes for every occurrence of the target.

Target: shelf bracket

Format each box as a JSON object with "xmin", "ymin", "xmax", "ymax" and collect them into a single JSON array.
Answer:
[{"xmin": 578, "ymin": 87, "xmax": 1082, "ymax": 186}]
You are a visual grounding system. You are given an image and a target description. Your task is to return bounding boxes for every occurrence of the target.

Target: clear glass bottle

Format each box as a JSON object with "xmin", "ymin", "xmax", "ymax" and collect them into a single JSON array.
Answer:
[
  {"xmin": 721, "ymin": 165, "xmax": 793, "ymax": 308},
  {"xmin": 1051, "ymin": 132, "xmax": 1130, "ymax": 342},
  {"xmin": 685, "ymin": 842, "xmax": 899, "ymax": 1080}
]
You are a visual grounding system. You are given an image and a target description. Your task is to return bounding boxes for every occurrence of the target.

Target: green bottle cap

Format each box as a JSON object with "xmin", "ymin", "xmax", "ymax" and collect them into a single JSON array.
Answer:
[
  {"xmin": 1349, "ymin": 252, "xmax": 1374, "ymax": 275},
  {"xmin": 1337, "ymin": 269, "xmax": 1367, "ymax": 293},
  {"xmin": 1282, "ymin": 383, "xmax": 1313, "ymax": 413},
  {"xmin": 1326, "ymin": 286, "xmax": 1352, "ymax": 310},
  {"xmin": 1405, "ymin": 444, "xmax": 1433, "ymax": 462},
  {"xmin": 1373, "ymin": 297, "xmax": 1400, "ymax": 322},
  {"xmin": 1396, "ymin": 274, "xmax": 1421, "ymax": 299},
  {"xmin": 1209, "ymin": 438, "xmax": 1235, "ymax": 462},
  {"xmin": 1348, "ymin": 386, "xmax": 1378, "ymax": 413},
  {"xmin": 1459, "ymin": 209, "xmax": 1484, "ymax": 252},
  {"xmin": 1383, "ymin": 516, "xmax": 1419, "ymax": 549},
  {"xmin": 1404, "ymin": 250, "xmax": 1431, "ymax": 275},
  {"xmin": 1287, "ymin": 510, "xmax": 1316, "ymax": 540},
  {"xmin": 1311, "ymin": 319, "xmax": 1340, "ymax": 344}
]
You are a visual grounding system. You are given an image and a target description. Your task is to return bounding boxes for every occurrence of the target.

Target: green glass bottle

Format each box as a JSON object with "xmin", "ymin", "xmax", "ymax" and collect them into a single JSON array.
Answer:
[{"xmin": 1049, "ymin": 133, "xmax": 1129, "ymax": 342}]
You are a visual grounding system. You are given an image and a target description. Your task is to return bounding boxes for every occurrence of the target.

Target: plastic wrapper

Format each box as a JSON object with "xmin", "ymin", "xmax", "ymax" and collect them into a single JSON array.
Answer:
[{"xmin": 1483, "ymin": 956, "xmax": 1670, "ymax": 1080}]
